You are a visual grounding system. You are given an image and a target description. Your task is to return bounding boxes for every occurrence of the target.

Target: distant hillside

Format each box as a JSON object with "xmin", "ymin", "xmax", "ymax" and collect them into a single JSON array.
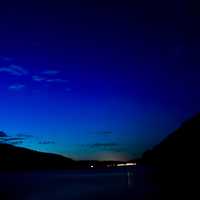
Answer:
[
  {"xmin": 0, "ymin": 143, "xmax": 75, "ymax": 170},
  {"xmin": 141, "ymin": 113, "xmax": 199, "ymax": 167},
  {"xmin": 0, "ymin": 143, "xmax": 124, "ymax": 170},
  {"xmin": 140, "ymin": 113, "xmax": 200, "ymax": 199}
]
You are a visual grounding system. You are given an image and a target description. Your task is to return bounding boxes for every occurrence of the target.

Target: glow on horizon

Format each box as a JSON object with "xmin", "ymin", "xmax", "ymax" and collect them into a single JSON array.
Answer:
[{"xmin": 117, "ymin": 163, "xmax": 137, "ymax": 167}]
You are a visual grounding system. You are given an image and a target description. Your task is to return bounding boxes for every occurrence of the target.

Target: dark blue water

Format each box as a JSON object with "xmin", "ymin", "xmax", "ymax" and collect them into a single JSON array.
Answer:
[{"xmin": 0, "ymin": 167, "xmax": 158, "ymax": 200}]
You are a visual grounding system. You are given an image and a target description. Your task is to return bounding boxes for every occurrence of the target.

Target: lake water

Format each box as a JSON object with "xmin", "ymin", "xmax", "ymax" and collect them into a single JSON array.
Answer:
[{"xmin": 0, "ymin": 167, "xmax": 159, "ymax": 200}]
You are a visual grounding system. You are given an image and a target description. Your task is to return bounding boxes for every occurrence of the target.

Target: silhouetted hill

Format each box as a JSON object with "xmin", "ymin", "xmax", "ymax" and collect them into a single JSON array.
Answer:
[
  {"xmin": 0, "ymin": 144, "xmax": 124, "ymax": 170},
  {"xmin": 140, "ymin": 113, "xmax": 200, "ymax": 199},
  {"xmin": 141, "ymin": 113, "xmax": 199, "ymax": 166},
  {"xmin": 0, "ymin": 143, "xmax": 75, "ymax": 170}
]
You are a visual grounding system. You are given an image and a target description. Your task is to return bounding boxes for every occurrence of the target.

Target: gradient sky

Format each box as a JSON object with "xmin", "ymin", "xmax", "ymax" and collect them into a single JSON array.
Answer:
[{"xmin": 0, "ymin": 0, "xmax": 199, "ymax": 161}]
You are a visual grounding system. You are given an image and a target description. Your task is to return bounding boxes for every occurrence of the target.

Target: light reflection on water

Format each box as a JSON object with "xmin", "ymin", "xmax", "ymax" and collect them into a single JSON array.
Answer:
[{"xmin": 0, "ymin": 167, "xmax": 158, "ymax": 200}]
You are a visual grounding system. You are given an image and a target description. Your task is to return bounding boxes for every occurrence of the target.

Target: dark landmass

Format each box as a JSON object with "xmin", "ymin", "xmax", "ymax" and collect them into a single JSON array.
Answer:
[
  {"xmin": 0, "ymin": 143, "xmax": 126, "ymax": 170},
  {"xmin": 141, "ymin": 113, "xmax": 199, "ymax": 166},
  {"xmin": 0, "ymin": 143, "xmax": 75, "ymax": 170},
  {"xmin": 140, "ymin": 113, "xmax": 199, "ymax": 199}
]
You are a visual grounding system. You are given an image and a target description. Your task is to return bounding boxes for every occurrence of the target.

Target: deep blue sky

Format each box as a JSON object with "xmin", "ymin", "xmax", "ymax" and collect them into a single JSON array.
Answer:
[{"xmin": 0, "ymin": 0, "xmax": 199, "ymax": 161}]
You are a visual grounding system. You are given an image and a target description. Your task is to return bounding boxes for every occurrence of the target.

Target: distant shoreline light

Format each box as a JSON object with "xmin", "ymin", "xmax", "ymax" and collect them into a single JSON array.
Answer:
[{"xmin": 116, "ymin": 163, "xmax": 137, "ymax": 167}]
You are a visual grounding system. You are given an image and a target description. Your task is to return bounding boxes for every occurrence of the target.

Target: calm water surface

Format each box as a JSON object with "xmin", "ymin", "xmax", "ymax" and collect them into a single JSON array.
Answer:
[{"xmin": 0, "ymin": 167, "xmax": 158, "ymax": 200}]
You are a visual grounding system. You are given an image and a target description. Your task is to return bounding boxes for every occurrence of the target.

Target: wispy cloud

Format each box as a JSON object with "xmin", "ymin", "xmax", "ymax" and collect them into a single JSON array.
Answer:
[
  {"xmin": 39, "ymin": 141, "xmax": 55, "ymax": 145},
  {"xmin": 32, "ymin": 75, "xmax": 68, "ymax": 84},
  {"xmin": 16, "ymin": 133, "xmax": 34, "ymax": 138},
  {"xmin": 0, "ymin": 131, "xmax": 55, "ymax": 147},
  {"xmin": 0, "ymin": 131, "xmax": 35, "ymax": 146},
  {"xmin": 42, "ymin": 70, "xmax": 60, "ymax": 75},
  {"xmin": 3, "ymin": 137, "xmax": 24, "ymax": 142},
  {"xmin": 0, "ymin": 67, "xmax": 23, "ymax": 76},
  {"xmin": 95, "ymin": 131, "xmax": 113, "ymax": 135},
  {"xmin": 9, "ymin": 65, "xmax": 28, "ymax": 75},
  {"xmin": 0, "ymin": 131, "xmax": 25, "ymax": 145},
  {"xmin": 0, "ymin": 131, "xmax": 8, "ymax": 137},
  {"xmin": 80, "ymin": 142, "xmax": 125, "ymax": 154},
  {"xmin": 32, "ymin": 75, "xmax": 45, "ymax": 82},
  {"xmin": 0, "ymin": 65, "xmax": 28, "ymax": 76},
  {"xmin": 46, "ymin": 79, "xmax": 69, "ymax": 83},
  {"xmin": 88, "ymin": 143, "xmax": 119, "ymax": 148},
  {"xmin": 0, "ymin": 138, "xmax": 24, "ymax": 145},
  {"xmin": 9, "ymin": 84, "xmax": 25, "ymax": 91},
  {"xmin": 81, "ymin": 142, "xmax": 121, "ymax": 150}
]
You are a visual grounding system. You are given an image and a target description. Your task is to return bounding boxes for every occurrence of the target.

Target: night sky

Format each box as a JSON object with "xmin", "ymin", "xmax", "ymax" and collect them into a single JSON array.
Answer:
[{"xmin": 0, "ymin": 0, "xmax": 199, "ymax": 161}]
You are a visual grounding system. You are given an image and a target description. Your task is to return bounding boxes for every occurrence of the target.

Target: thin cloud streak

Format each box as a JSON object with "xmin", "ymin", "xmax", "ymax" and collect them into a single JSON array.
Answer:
[
  {"xmin": 95, "ymin": 131, "xmax": 113, "ymax": 135},
  {"xmin": 90, "ymin": 143, "xmax": 118, "ymax": 148},
  {"xmin": 0, "ymin": 67, "xmax": 23, "ymax": 76},
  {"xmin": 32, "ymin": 75, "xmax": 45, "ymax": 82},
  {"xmin": 39, "ymin": 141, "xmax": 55, "ymax": 145},
  {"xmin": 46, "ymin": 79, "xmax": 69, "ymax": 83},
  {"xmin": 0, "ymin": 135, "xmax": 25, "ymax": 145},
  {"xmin": 0, "ymin": 131, "xmax": 8, "ymax": 137},
  {"xmin": 9, "ymin": 65, "xmax": 28, "ymax": 75},
  {"xmin": 86, "ymin": 143, "xmax": 119, "ymax": 149},
  {"xmin": 32, "ymin": 76, "xmax": 69, "ymax": 84},
  {"xmin": 3, "ymin": 137, "xmax": 24, "ymax": 142},
  {"xmin": 9, "ymin": 84, "xmax": 25, "ymax": 91},
  {"xmin": 0, "ymin": 131, "xmax": 55, "ymax": 147},
  {"xmin": 16, "ymin": 134, "xmax": 34, "ymax": 138},
  {"xmin": 0, "ymin": 65, "xmax": 28, "ymax": 76},
  {"xmin": 42, "ymin": 70, "xmax": 60, "ymax": 75}
]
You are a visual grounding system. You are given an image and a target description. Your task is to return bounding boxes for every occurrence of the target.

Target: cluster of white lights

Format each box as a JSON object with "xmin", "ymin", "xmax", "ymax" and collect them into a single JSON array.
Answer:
[
  {"xmin": 116, "ymin": 163, "xmax": 136, "ymax": 167},
  {"xmin": 89, "ymin": 162, "xmax": 136, "ymax": 168}
]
